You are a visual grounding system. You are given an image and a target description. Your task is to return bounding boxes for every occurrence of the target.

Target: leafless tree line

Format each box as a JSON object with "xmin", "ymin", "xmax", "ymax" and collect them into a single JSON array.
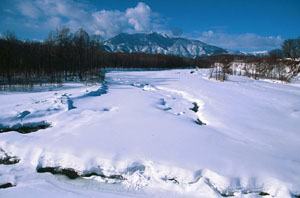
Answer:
[
  {"xmin": 209, "ymin": 55, "xmax": 299, "ymax": 82},
  {"xmin": 208, "ymin": 36, "xmax": 300, "ymax": 82},
  {"xmin": 0, "ymin": 28, "xmax": 209, "ymax": 90}
]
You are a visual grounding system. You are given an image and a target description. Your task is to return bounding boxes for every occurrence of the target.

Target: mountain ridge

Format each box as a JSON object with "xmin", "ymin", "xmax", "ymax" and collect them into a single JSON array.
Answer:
[{"xmin": 101, "ymin": 32, "xmax": 235, "ymax": 58}]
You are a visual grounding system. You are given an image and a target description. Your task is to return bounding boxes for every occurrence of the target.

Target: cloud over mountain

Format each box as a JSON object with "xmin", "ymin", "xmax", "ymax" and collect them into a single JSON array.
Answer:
[
  {"xmin": 14, "ymin": 0, "xmax": 159, "ymax": 37},
  {"xmin": 198, "ymin": 30, "xmax": 283, "ymax": 51}
]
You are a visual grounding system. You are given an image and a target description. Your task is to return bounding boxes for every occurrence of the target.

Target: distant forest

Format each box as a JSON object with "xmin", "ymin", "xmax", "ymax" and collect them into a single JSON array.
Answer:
[{"xmin": 0, "ymin": 27, "xmax": 299, "ymax": 89}]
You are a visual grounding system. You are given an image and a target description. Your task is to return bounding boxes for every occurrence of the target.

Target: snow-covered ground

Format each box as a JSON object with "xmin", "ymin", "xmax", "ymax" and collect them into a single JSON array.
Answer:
[{"xmin": 0, "ymin": 69, "xmax": 300, "ymax": 198}]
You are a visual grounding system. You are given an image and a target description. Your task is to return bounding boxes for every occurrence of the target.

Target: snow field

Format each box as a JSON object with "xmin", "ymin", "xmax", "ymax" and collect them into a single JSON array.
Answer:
[{"xmin": 0, "ymin": 69, "xmax": 300, "ymax": 197}]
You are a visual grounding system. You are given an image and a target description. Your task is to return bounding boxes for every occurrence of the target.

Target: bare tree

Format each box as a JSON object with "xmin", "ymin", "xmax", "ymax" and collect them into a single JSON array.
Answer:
[
  {"xmin": 282, "ymin": 39, "xmax": 297, "ymax": 59},
  {"xmin": 44, "ymin": 31, "xmax": 56, "ymax": 45},
  {"xmin": 269, "ymin": 49, "xmax": 283, "ymax": 59},
  {"xmin": 297, "ymin": 37, "xmax": 300, "ymax": 58},
  {"xmin": 55, "ymin": 27, "xmax": 72, "ymax": 47},
  {"xmin": 4, "ymin": 31, "xmax": 17, "ymax": 42}
]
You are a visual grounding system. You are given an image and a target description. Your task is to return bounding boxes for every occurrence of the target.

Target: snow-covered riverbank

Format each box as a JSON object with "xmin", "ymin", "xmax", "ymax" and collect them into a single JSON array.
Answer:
[{"xmin": 1, "ymin": 69, "xmax": 300, "ymax": 198}]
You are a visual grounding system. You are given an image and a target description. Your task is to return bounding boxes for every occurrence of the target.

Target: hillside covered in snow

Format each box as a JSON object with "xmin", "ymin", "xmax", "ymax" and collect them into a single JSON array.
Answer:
[
  {"xmin": 102, "ymin": 32, "xmax": 232, "ymax": 57},
  {"xmin": 0, "ymin": 69, "xmax": 300, "ymax": 198}
]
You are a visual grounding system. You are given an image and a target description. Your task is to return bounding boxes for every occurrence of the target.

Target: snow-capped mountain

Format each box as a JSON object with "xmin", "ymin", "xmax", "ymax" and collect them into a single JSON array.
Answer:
[
  {"xmin": 241, "ymin": 50, "xmax": 269, "ymax": 57},
  {"xmin": 102, "ymin": 32, "xmax": 230, "ymax": 57}
]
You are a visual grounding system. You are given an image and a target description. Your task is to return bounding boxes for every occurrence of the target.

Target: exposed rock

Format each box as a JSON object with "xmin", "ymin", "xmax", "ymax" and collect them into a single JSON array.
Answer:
[
  {"xmin": 0, "ymin": 148, "xmax": 20, "ymax": 165},
  {"xmin": 190, "ymin": 102, "xmax": 199, "ymax": 113},
  {"xmin": 258, "ymin": 192, "xmax": 270, "ymax": 196},
  {"xmin": 37, "ymin": 166, "xmax": 126, "ymax": 180},
  {"xmin": 0, "ymin": 121, "xmax": 51, "ymax": 134},
  {"xmin": 0, "ymin": 183, "xmax": 15, "ymax": 189},
  {"xmin": 37, "ymin": 167, "xmax": 80, "ymax": 179},
  {"xmin": 195, "ymin": 118, "xmax": 206, "ymax": 125}
]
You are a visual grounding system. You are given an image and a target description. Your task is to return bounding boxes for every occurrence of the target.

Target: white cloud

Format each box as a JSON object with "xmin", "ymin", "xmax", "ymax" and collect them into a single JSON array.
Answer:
[
  {"xmin": 17, "ymin": 1, "xmax": 41, "ymax": 19},
  {"xmin": 92, "ymin": 10, "xmax": 129, "ymax": 36},
  {"xmin": 14, "ymin": 0, "xmax": 159, "ymax": 37},
  {"xmin": 24, "ymin": 22, "xmax": 39, "ymax": 29},
  {"xmin": 91, "ymin": 2, "xmax": 153, "ymax": 37},
  {"xmin": 34, "ymin": 0, "xmax": 90, "ymax": 20},
  {"xmin": 125, "ymin": 2, "xmax": 152, "ymax": 32},
  {"xmin": 46, "ymin": 17, "xmax": 62, "ymax": 29},
  {"xmin": 198, "ymin": 30, "xmax": 283, "ymax": 51}
]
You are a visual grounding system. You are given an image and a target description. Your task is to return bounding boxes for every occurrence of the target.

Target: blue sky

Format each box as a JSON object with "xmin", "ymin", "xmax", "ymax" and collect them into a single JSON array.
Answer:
[{"xmin": 1, "ymin": 0, "xmax": 299, "ymax": 51}]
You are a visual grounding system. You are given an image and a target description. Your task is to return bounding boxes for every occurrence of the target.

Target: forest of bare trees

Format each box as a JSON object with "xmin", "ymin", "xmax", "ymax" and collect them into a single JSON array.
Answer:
[{"xmin": 0, "ymin": 28, "xmax": 210, "ymax": 89}]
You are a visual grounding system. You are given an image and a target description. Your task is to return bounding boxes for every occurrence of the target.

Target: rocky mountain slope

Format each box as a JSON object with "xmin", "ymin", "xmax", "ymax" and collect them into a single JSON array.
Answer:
[{"xmin": 102, "ymin": 32, "xmax": 231, "ymax": 57}]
